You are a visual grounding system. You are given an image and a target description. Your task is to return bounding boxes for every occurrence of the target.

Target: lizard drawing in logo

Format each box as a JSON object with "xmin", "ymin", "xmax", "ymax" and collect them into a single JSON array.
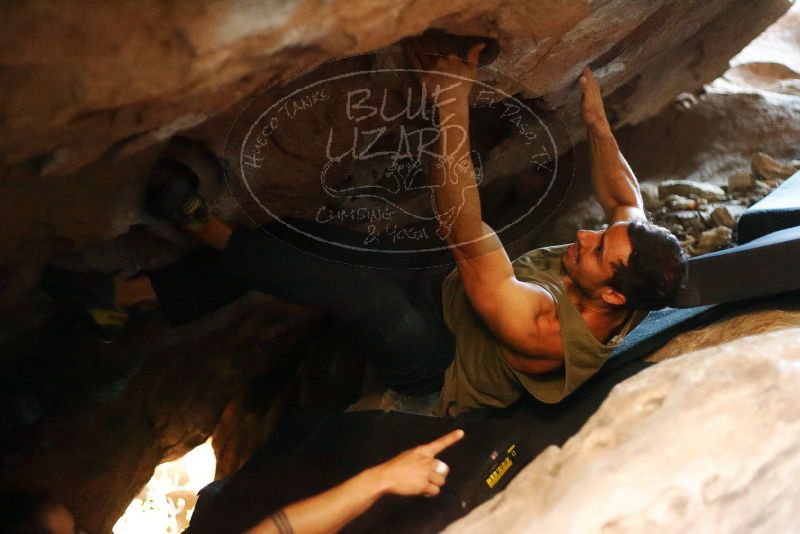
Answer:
[{"xmin": 319, "ymin": 131, "xmax": 484, "ymax": 241}]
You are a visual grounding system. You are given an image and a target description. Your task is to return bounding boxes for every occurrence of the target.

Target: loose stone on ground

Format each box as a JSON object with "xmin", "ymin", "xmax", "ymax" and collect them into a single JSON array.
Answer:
[{"xmin": 645, "ymin": 152, "xmax": 793, "ymax": 257}]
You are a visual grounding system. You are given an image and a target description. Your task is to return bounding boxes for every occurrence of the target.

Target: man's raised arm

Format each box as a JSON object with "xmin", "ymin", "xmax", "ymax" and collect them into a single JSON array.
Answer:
[
  {"xmin": 402, "ymin": 39, "xmax": 559, "ymax": 362},
  {"xmin": 403, "ymin": 38, "xmax": 494, "ymax": 262},
  {"xmin": 580, "ymin": 67, "xmax": 646, "ymax": 224}
]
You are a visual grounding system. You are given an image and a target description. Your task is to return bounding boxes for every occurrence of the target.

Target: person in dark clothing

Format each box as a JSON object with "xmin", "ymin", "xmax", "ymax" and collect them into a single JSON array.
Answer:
[{"xmin": 41, "ymin": 139, "xmax": 459, "ymax": 395}]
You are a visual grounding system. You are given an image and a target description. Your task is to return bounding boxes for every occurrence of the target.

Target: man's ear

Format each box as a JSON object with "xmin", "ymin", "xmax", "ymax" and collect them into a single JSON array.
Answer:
[{"xmin": 601, "ymin": 287, "xmax": 626, "ymax": 307}]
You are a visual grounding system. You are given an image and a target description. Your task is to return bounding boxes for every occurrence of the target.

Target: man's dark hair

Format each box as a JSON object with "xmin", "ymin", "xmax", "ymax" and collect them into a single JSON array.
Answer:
[{"xmin": 609, "ymin": 221, "xmax": 688, "ymax": 310}]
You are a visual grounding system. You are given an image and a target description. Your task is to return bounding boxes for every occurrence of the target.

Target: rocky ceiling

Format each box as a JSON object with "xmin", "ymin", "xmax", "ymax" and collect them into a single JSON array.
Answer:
[
  {"xmin": 0, "ymin": 1, "xmax": 795, "ymax": 532},
  {"xmin": 0, "ymin": 0, "xmax": 792, "ymax": 175}
]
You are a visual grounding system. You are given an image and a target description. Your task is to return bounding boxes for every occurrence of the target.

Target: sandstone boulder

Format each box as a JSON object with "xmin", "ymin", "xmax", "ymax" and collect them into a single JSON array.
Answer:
[
  {"xmin": 0, "ymin": 0, "xmax": 791, "ymax": 176},
  {"xmin": 664, "ymin": 194, "xmax": 702, "ymax": 210},
  {"xmin": 0, "ymin": 2, "xmax": 795, "ymax": 531},
  {"xmin": 751, "ymin": 151, "xmax": 800, "ymax": 181},
  {"xmin": 691, "ymin": 225, "xmax": 733, "ymax": 255},
  {"xmin": 727, "ymin": 172, "xmax": 755, "ymax": 192},
  {"xmin": 447, "ymin": 327, "xmax": 800, "ymax": 533},
  {"xmin": 535, "ymin": 2, "xmax": 800, "ymax": 249},
  {"xmin": 658, "ymin": 180, "xmax": 726, "ymax": 202},
  {"xmin": 710, "ymin": 204, "xmax": 746, "ymax": 229}
]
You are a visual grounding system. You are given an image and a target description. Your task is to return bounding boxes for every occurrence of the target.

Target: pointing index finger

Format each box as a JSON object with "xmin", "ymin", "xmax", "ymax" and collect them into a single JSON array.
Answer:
[{"xmin": 422, "ymin": 429, "xmax": 465, "ymax": 456}]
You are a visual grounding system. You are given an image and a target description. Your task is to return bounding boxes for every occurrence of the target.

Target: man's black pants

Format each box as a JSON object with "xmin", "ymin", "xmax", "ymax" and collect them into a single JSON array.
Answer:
[{"xmin": 148, "ymin": 219, "xmax": 457, "ymax": 394}]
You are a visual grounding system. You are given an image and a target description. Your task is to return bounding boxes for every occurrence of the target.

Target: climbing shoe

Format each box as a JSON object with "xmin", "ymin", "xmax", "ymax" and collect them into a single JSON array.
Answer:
[
  {"xmin": 145, "ymin": 157, "xmax": 209, "ymax": 230},
  {"xmin": 40, "ymin": 264, "xmax": 129, "ymax": 343}
]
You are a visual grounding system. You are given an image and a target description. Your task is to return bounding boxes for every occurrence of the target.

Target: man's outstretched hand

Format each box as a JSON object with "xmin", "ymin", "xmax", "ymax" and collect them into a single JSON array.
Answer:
[
  {"xmin": 579, "ymin": 66, "xmax": 611, "ymax": 134},
  {"xmin": 371, "ymin": 429, "xmax": 465, "ymax": 497},
  {"xmin": 403, "ymin": 37, "xmax": 484, "ymax": 104},
  {"xmin": 245, "ymin": 429, "xmax": 466, "ymax": 534}
]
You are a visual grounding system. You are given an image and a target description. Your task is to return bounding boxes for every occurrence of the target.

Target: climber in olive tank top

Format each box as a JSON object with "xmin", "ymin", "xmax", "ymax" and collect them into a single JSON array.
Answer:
[
  {"xmin": 435, "ymin": 244, "xmax": 647, "ymax": 417},
  {"xmin": 403, "ymin": 43, "xmax": 687, "ymax": 417}
]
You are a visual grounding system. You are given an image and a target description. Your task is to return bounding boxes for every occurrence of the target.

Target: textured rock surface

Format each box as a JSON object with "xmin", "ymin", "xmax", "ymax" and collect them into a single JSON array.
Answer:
[
  {"xmin": 658, "ymin": 180, "xmax": 726, "ymax": 202},
  {"xmin": 752, "ymin": 151, "xmax": 800, "ymax": 181},
  {"xmin": 0, "ymin": 0, "xmax": 790, "ymax": 175},
  {"xmin": 0, "ymin": 1, "xmax": 796, "ymax": 531},
  {"xmin": 1, "ymin": 296, "xmax": 364, "ymax": 534},
  {"xmin": 1, "ymin": 296, "xmax": 310, "ymax": 533},
  {"xmin": 710, "ymin": 1, "xmax": 800, "ymax": 98},
  {"xmin": 0, "ymin": 0, "xmax": 792, "ymax": 333},
  {"xmin": 0, "ymin": 0, "xmax": 786, "ymax": 336},
  {"xmin": 535, "ymin": 2, "xmax": 800, "ymax": 246},
  {"xmin": 446, "ymin": 327, "xmax": 800, "ymax": 533},
  {"xmin": 648, "ymin": 298, "xmax": 800, "ymax": 363},
  {"xmin": 710, "ymin": 204, "xmax": 746, "ymax": 229}
]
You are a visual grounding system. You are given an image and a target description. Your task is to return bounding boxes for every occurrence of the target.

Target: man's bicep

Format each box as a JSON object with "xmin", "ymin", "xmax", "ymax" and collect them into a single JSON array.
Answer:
[
  {"xmin": 476, "ymin": 278, "xmax": 557, "ymax": 356},
  {"xmin": 452, "ymin": 224, "xmax": 555, "ymax": 354}
]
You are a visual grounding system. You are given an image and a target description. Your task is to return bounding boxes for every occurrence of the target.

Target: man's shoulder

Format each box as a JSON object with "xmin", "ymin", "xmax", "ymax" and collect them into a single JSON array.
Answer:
[
  {"xmin": 511, "ymin": 245, "xmax": 568, "ymax": 317},
  {"xmin": 515, "ymin": 243, "xmax": 570, "ymax": 262},
  {"xmin": 517, "ymin": 279, "xmax": 558, "ymax": 316},
  {"xmin": 496, "ymin": 282, "xmax": 559, "ymax": 359}
]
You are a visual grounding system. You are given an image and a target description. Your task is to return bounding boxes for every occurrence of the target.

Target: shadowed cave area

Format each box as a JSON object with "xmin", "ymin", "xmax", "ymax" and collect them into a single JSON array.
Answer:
[{"xmin": 2, "ymin": 1, "xmax": 800, "ymax": 533}]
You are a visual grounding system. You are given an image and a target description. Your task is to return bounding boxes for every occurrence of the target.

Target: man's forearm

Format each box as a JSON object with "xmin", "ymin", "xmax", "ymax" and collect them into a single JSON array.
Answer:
[
  {"xmin": 243, "ymin": 427, "xmax": 464, "ymax": 534},
  {"xmin": 431, "ymin": 99, "xmax": 484, "ymax": 248},
  {"xmin": 587, "ymin": 121, "xmax": 643, "ymax": 220},
  {"xmin": 245, "ymin": 467, "xmax": 386, "ymax": 534},
  {"xmin": 579, "ymin": 66, "xmax": 644, "ymax": 220}
]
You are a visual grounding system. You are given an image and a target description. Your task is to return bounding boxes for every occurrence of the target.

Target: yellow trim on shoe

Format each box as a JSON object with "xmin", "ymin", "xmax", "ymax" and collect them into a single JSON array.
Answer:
[
  {"xmin": 89, "ymin": 308, "xmax": 129, "ymax": 327},
  {"xmin": 180, "ymin": 195, "xmax": 208, "ymax": 230},
  {"xmin": 182, "ymin": 196, "xmax": 203, "ymax": 214}
]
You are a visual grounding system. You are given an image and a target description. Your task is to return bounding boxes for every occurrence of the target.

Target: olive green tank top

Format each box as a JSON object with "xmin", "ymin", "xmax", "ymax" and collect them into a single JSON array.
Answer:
[{"xmin": 434, "ymin": 244, "xmax": 646, "ymax": 418}]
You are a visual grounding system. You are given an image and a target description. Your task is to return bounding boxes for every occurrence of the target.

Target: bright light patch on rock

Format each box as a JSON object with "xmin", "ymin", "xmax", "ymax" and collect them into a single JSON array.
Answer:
[{"xmin": 112, "ymin": 438, "xmax": 216, "ymax": 534}]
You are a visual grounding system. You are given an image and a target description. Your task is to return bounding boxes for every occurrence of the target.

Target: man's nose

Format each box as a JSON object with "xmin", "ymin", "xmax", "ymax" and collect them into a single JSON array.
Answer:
[{"xmin": 576, "ymin": 229, "xmax": 598, "ymax": 247}]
